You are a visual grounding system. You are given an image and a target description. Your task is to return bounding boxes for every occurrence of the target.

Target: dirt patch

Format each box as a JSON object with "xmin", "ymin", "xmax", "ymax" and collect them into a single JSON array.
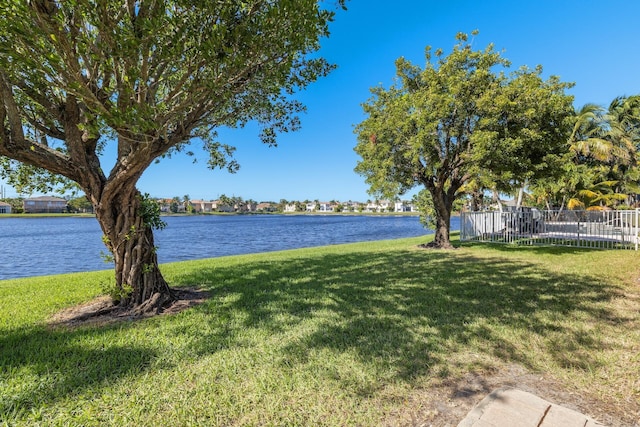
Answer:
[
  {"xmin": 383, "ymin": 363, "xmax": 635, "ymax": 427},
  {"xmin": 48, "ymin": 287, "xmax": 210, "ymax": 329},
  {"xmin": 417, "ymin": 242, "xmax": 458, "ymax": 250}
]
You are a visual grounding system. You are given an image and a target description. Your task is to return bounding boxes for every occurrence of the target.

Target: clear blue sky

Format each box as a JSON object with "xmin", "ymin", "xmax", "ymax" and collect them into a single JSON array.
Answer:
[{"xmin": 2, "ymin": 0, "xmax": 639, "ymax": 202}]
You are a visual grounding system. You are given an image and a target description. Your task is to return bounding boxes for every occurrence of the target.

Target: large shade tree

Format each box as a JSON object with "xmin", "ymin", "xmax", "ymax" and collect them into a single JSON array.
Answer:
[
  {"xmin": 0, "ymin": 0, "xmax": 344, "ymax": 313},
  {"xmin": 354, "ymin": 32, "xmax": 574, "ymax": 248}
]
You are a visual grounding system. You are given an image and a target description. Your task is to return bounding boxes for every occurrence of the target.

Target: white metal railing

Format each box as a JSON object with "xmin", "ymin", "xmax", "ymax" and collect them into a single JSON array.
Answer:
[{"xmin": 460, "ymin": 208, "xmax": 640, "ymax": 250}]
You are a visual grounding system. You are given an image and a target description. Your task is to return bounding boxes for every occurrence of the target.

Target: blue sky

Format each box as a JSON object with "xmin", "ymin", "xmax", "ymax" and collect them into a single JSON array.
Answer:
[{"xmin": 2, "ymin": 0, "xmax": 640, "ymax": 202}]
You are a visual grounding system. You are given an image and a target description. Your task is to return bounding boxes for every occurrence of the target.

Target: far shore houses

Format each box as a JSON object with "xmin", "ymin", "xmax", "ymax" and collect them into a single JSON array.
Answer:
[
  {"xmin": 0, "ymin": 196, "xmax": 70, "ymax": 214},
  {"xmin": 155, "ymin": 198, "xmax": 417, "ymax": 214},
  {"xmin": 283, "ymin": 200, "xmax": 416, "ymax": 213},
  {"xmin": 0, "ymin": 201, "xmax": 11, "ymax": 214},
  {"xmin": 0, "ymin": 196, "xmax": 417, "ymax": 214},
  {"xmin": 23, "ymin": 196, "xmax": 68, "ymax": 213}
]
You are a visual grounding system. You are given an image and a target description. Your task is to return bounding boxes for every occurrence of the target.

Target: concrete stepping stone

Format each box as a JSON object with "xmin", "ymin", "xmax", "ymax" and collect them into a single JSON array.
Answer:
[{"xmin": 457, "ymin": 387, "xmax": 606, "ymax": 427}]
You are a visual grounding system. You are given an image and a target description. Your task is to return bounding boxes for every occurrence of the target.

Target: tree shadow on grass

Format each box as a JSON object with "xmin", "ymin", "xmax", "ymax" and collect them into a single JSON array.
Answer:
[
  {"xmin": 459, "ymin": 241, "xmax": 596, "ymax": 255},
  {"xmin": 0, "ymin": 325, "xmax": 156, "ymax": 419},
  {"xmin": 174, "ymin": 246, "xmax": 626, "ymax": 390},
  {"xmin": 1, "ymin": 244, "xmax": 626, "ymax": 419}
]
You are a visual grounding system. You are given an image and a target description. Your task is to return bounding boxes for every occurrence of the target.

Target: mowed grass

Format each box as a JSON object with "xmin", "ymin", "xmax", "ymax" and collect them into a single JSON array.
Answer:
[{"xmin": 1, "ymin": 235, "xmax": 639, "ymax": 426}]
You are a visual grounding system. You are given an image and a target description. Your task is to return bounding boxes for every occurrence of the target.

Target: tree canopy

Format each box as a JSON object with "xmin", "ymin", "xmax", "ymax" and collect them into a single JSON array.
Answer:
[
  {"xmin": 0, "ymin": 0, "xmax": 344, "ymax": 312},
  {"xmin": 354, "ymin": 32, "xmax": 574, "ymax": 247}
]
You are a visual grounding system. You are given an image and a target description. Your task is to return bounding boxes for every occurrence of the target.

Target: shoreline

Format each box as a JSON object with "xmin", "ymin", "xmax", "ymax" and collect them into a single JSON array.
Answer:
[{"xmin": 0, "ymin": 211, "xmax": 426, "ymax": 218}]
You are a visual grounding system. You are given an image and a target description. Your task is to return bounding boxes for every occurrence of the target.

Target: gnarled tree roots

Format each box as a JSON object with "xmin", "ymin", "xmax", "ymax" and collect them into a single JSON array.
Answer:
[{"xmin": 131, "ymin": 290, "xmax": 176, "ymax": 316}]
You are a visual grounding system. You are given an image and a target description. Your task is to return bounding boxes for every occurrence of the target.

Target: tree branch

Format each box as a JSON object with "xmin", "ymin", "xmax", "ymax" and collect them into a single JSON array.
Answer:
[
  {"xmin": 0, "ymin": 71, "xmax": 26, "ymax": 143},
  {"xmin": 24, "ymin": 114, "xmax": 65, "ymax": 141}
]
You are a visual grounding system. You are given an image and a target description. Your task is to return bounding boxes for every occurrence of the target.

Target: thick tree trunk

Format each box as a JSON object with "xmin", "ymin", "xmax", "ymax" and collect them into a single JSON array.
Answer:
[
  {"xmin": 516, "ymin": 183, "xmax": 525, "ymax": 209},
  {"xmin": 430, "ymin": 187, "xmax": 455, "ymax": 249},
  {"xmin": 94, "ymin": 186, "xmax": 174, "ymax": 315},
  {"xmin": 470, "ymin": 189, "xmax": 484, "ymax": 211}
]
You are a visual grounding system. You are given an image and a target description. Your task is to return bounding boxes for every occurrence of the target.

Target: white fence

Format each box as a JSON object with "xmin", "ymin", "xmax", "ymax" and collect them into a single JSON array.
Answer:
[{"xmin": 460, "ymin": 209, "xmax": 640, "ymax": 250}]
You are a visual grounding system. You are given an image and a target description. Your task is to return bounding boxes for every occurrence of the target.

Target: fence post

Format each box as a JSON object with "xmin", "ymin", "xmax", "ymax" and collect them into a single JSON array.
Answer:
[
  {"xmin": 633, "ymin": 208, "xmax": 640, "ymax": 251},
  {"xmin": 461, "ymin": 211, "xmax": 466, "ymax": 241}
]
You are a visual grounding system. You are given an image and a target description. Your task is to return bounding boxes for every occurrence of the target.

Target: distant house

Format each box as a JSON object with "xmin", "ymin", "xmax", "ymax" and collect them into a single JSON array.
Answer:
[
  {"xmin": 156, "ymin": 198, "xmax": 172, "ymax": 213},
  {"xmin": 190, "ymin": 199, "xmax": 215, "ymax": 213},
  {"xmin": 362, "ymin": 200, "xmax": 414, "ymax": 213},
  {"xmin": 212, "ymin": 200, "xmax": 234, "ymax": 212},
  {"xmin": 394, "ymin": 201, "xmax": 417, "ymax": 212},
  {"xmin": 318, "ymin": 202, "xmax": 333, "ymax": 212},
  {"xmin": 23, "ymin": 196, "xmax": 67, "ymax": 213},
  {"xmin": 237, "ymin": 201, "xmax": 257, "ymax": 212},
  {"xmin": 256, "ymin": 202, "xmax": 277, "ymax": 212},
  {"xmin": 350, "ymin": 202, "xmax": 364, "ymax": 212},
  {"xmin": 0, "ymin": 201, "xmax": 11, "ymax": 214},
  {"xmin": 364, "ymin": 201, "xmax": 381, "ymax": 212}
]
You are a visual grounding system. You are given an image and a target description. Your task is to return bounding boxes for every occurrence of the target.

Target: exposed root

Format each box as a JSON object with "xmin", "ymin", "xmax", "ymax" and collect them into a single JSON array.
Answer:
[
  {"xmin": 48, "ymin": 287, "xmax": 209, "ymax": 329},
  {"xmin": 132, "ymin": 291, "xmax": 174, "ymax": 316},
  {"xmin": 418, "ymin": 241, "xmax": 457, "ymax": 250}
]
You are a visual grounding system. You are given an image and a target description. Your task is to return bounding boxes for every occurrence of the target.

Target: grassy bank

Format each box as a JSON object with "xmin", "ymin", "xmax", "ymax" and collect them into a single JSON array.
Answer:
[{"xmin": 1, "ymin": 236, "xmax": 638, "ymax": 426}]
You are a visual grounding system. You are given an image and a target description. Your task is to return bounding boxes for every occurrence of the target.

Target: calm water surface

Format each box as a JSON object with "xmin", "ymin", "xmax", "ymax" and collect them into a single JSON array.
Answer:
[{"xmin": 0, "ymin": 215, "xmax": 460, "ymax": 280}]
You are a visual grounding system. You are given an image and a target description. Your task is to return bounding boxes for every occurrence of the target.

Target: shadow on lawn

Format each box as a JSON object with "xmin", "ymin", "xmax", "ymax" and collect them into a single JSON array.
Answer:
[
  {"xmin": 177, "ymin": 246, "xmax": 624, "ymax": 388},
  {"xmin": 459, "ymin": 241, "xmax": 599, "ymax": 256},
  {"xmin": 0, "ymin": 244, "xmax": 625, "ymax": 415},
  {"xmin": 0, "ymin": 326, "xmax": 155, "ymax": 418}
]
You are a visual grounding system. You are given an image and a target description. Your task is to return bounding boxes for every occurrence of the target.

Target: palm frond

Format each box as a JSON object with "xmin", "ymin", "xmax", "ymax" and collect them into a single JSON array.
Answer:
[
  {"xmin": 577, "ymin": 189, "xmax": 598, "ymax": 199},
  {"xmin": 567, "ymin": 198, "xmax": 584, "ymax": 210}
]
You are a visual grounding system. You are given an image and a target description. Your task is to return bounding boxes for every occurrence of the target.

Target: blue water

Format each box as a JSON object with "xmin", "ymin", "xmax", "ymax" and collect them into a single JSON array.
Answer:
[{"xmin": 0, "ymin": 215, "xmax": 460, "ymax": 280}]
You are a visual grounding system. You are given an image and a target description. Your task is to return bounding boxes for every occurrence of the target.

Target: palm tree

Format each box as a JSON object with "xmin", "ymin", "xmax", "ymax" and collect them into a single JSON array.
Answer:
[
  {"xmin": 560, "ymin": 96, "xmax": 640, "ymax": 210},
  {"xmin": 567, "ymin": 179, "xmax": 628, "ymax": 210},
  {"xmin": 599, "ymin": 96, "xmax": 640, "ymax": 205},
  {"xmin": 183, "ymin": 194, "xmax": 192, "ymax": 214},
  {"xmin": 568, "ymin": 103, "xmax": 612, "ymax": 162},
  {"xmin": 218, "ymin": 194, "xmax": 233, "ymax": 211},
  {"xmin": 570, "ymin": 97, "xmax": 640, "ymax": 164},
  {"xmin": 170, "ymin": 196, "xmax": 181, "ymax": 213},
  {"xmin": 605, "ymin": 95, "xmax": 640, "ymax": 163}
]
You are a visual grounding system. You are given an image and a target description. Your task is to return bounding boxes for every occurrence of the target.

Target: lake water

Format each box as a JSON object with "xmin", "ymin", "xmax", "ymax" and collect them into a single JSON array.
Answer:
[{"xmin": 0, "ymin": 215, "xmax": 460, "ymax": 280}]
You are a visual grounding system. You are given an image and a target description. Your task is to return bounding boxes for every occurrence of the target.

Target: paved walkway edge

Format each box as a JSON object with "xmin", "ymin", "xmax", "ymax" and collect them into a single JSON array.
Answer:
[{"xmin": 457, "ymin": 387, "xmax": 607, "ymax": 427}]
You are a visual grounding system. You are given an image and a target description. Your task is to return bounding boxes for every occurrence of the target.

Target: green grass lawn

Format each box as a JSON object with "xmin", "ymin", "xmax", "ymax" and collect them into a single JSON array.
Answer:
[{"xmin": 1, "ymin": 235, "xmax": 639, "ymax": 426}]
